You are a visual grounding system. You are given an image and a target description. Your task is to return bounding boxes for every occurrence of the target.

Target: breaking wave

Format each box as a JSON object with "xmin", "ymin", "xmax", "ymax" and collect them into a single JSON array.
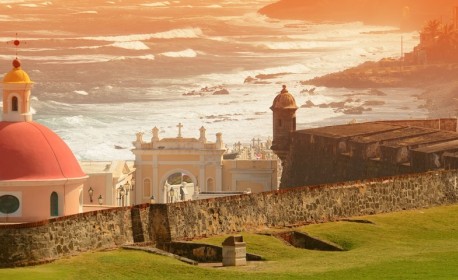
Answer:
[
  {"xmin": 79, "ymin": 28, "xmax": 204, "ymax": 42},
  {"xmin": 160, "ymin": 49, "xmax": 198, "ymax": 58},
  {"xmin": 140, "ymin": 1, "xmax": 170, "ymax": 7},
  {"xmin": 111, "ymin": 41, "xmax": 150, "ymax": 50}
]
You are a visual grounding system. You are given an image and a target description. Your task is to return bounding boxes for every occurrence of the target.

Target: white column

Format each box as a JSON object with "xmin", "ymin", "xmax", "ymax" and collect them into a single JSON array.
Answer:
[
  {"xmin": 135, "ymin": 164, "xmax": 142, "ymax": 205},
  {"xmin": 152, "ymin": 154, "xmax": 160, "ymax": 203},
  {"xmin": 216, "ymin": 163, "xmax": 223, "ymax": 191},
  {"xmin": 199, "ymin": 155, "xmax": 205, "ymax": 192}
]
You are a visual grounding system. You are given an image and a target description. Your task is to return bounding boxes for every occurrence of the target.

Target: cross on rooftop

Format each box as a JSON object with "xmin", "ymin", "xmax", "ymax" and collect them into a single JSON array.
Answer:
[{"xmin": 177, "ymin": 123, "xmax": 183, "ymax": 138}]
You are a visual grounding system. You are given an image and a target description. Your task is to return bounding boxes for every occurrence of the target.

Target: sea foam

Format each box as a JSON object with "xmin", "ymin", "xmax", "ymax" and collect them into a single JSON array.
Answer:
[
  {"xmin": 140, "ymin": 1, "xmax": 170, "ymax": 7},
  {"xmin": 111, "ymin": 41, "xmax": 150, "ymax": 50},
  {"xmin": 79, "ymin": 28, "xmax": 203, "ymax": 42},
  {"xmin": 160, "ymin": 49, "xmax": 198, "ymax": 58}
]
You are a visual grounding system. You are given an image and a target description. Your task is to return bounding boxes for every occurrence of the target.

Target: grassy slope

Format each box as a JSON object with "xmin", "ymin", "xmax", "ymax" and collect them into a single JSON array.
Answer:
[{"xmin": 1, "ymin": 205, "xmax": 457, "ymax": 280}]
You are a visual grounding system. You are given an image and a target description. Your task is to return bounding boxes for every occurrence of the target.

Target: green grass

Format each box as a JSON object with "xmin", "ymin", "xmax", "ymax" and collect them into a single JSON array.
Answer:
[{"xmin": 1, "ymin": 205, "xmax": 458, "ymax": 279}]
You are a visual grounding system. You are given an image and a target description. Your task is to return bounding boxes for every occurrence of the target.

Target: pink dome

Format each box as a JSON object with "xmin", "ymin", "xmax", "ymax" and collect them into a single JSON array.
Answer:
[{"xmin": 0, "ymin": 121, "xmax": 85, "ymax": 181}]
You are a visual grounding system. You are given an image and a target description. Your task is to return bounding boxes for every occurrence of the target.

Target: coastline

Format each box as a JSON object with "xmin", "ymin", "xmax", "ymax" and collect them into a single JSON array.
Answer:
[
  {"xmin": 303, "ymin": 61, "xmax": 458, "ymax": 118},
  {"xmin": 259, "ymin": 1, "xmax": 458, "ymax": 119}
]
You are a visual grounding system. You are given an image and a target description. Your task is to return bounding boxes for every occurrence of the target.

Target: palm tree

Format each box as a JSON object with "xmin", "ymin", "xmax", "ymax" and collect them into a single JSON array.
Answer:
[
  {"xmin": 421, "ymin": 19, "xmax": 441, "ymax": 45},
  {"xmin": 437, "ymin": 23, "xmax": 458, "ymax": 61},
  {"xmin": 438, "ymin": 23, "xmax": 457, "ymax": 48}
]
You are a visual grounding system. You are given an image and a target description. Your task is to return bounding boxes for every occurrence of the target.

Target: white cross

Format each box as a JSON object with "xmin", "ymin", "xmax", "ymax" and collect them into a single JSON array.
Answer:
[{"xmin": 177, "ymin": 123, "xmax": 183, "ymax": 138}]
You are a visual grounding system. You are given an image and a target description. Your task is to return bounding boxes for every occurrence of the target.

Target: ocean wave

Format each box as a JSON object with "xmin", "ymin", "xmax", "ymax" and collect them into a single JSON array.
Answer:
[
  {"xmin": 48, "ymin": 100, "xmax": 73, "ymax": 107},
  {"xmin": 72, "ymin": 11, "xmax": 98, "ymax": 14},
  {"xmin": 199, "ymin": 63, "xmax": 309, "ymax": 84},
  {"xmin": 111, "ymin": 41, "xmax": 149, "ymax": 50},
  {"xmin": 140, "ymin": 1, "xmax": 170, "ymax": 7},
  {"xmin": 255, "ymin": 40, "xmax": 354, "ymax": 50},
  {"xmin": 160, "ymin": 49, "xmax": 198, "ymax": 58},
  {"xmin": 19, "ymin": 4, "xmax": 39, "ymax": 7},
  {"xmin": 114, "ymin": 54, "xmax": 156, "ymax": 61},
  {"xmin": 79, "ymin": 27, "xmax": 203, "ymax": 42},
  {"xmin": 0, "ymin": 15, "xmax": 12, "ymax": 21},
  {"xmin": 1, "ymin": 53, "xmax": 156, "ymax": 64},
  {"xmin": 219, "ymin": 12, "xmax": 281, "ymax": 28},
  {"xmin": 74, "ymin": 90, "xmax": 89, "ymax": 96}
]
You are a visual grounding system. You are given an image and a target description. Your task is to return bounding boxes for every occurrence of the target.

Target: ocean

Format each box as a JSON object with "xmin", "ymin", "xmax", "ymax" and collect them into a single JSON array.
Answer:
[{"xmin": 0, "ymin": 0, "xmax": 426, "ymax": 160}]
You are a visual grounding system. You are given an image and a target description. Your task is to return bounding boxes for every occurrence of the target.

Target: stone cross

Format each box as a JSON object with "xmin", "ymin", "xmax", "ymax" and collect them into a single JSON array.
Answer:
[
  {"xmin": 177, "ymin": 123, "xmax": 183, "ymax": 138},
  {"xmin": 252, "ymin": 138, "xmax": 256, "ymax": 148}
]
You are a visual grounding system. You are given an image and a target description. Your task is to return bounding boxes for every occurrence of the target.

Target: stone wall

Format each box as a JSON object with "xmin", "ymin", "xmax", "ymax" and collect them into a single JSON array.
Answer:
[
  {"xmin": 164, "ymin": 170, "xmax": 458, "ymax": 241},
  {"xmin": 281, "ymin": 121, "xmax": 458, "ymax": 188},
  {"xmin": 376, "ymin": 118, "xmax": 457, "ymax": 132},
  {"xmin": 0, "ymin": 204, "xmax": 152, "ymax": 267},
  {"xmin": 1, "ymin": 170, "xmax": 457, "ymax": 267},
  {"xmin": 281, "ymin": 132, "xmax": 412, "ymax": 187}
]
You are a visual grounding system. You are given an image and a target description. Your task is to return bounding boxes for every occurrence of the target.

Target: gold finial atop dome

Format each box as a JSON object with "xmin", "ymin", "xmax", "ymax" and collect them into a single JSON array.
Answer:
[
  {"xmin": 281, "ymin": 85, "xmax": 288, "ymax": 94},
  {"xmin": 271, "ymin": 85, "xmax": 298, "ymax": 110}
]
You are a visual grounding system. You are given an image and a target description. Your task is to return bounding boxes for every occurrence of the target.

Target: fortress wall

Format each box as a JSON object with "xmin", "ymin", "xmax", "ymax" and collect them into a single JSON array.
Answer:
[
  {"xmin": 164, "ymin": 169, "xmax": 458, "ymax": 241},
  {"xmin": 283, "ymin": 132, "xmax": 412, "ymax": 187},
  {"xmin": 376, "ymin": 118, "xmax": 458, "ymax": 132},
  {"xmin": 0, "ymin": 204, "xmax": 152, "ymax": 267},
  {"xmin": 1, "ymin": 170, "xmax": 457, "ymax": 267}
]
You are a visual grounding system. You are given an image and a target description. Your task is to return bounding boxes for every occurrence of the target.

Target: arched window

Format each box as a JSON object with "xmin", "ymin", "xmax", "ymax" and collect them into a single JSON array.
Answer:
[
  {"xmin": 50, "ymin": 192, "xmax": 58, "ymax": 217},
  {"xmin": 207, "ymin": 178, "xmax": 215, "ymax": 192},
  {"xmin": 11, "ymin": 96, "xmax": 18, "ymax": 112},
  {"xmin": 143, "ymin": 178, "xmax": 151, "ymax": 198}
]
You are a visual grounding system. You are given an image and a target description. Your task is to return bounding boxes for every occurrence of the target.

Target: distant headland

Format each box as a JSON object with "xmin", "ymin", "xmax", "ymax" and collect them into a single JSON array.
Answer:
[
  {"xmin": 259, "ymin": 0, "xmax": 458, "ymax": 30},
  {"xmin": 302, "ymin": 15, "xmax": 458, "ymax": 118}
]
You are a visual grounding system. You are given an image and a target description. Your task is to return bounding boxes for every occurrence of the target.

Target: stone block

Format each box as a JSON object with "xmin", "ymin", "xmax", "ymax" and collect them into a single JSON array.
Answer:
[{"xmin": 222, "ymin": 236, "xmax": 246, "ymax": 266}]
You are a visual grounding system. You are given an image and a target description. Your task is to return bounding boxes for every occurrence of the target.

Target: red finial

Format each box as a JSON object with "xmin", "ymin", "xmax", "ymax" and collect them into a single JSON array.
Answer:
[
  {"xmin": 12, "ymin": 59, "xmax": 21, "ymax": 68},
  {"xmin": 7, "ymin": 33, "xmax": 26, "ymax": 59}
]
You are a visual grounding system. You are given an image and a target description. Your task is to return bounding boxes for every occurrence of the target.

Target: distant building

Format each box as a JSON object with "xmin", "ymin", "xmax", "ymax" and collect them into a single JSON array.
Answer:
[
  {"xmin": 0, "ymin": 59, "xmax": 87, "ymax": 223},
  {"xmin": 271, "ymin": 86, "xmax": 458, "ymax": 188},
  {"xmin": 132, "ymin": 124, "xmax": 278, "ymax": 203},
  {"xmin": 79, "ymin": 160, "xmax": 135, "ymax": 210}
]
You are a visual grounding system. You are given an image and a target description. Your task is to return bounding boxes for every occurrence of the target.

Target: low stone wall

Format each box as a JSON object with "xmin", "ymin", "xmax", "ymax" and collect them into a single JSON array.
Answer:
[
  {"xmin": 0, "ymin": 204, "xmax": 152, "ymax": 267},
  {"xmin": 164, "ymin": 170, "xmax": 458, "ymax": 241},
  {"xmin": 1, "ymin": 170, "xmax": 457, "ymax": 267},
  {"xmin": 158, "ymin": 242, "xmax": 263, "ymax": 263}
]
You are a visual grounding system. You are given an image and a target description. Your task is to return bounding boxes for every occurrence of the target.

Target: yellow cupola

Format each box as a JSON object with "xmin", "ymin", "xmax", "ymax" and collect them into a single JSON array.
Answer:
[
  {"xmin": 2, "ymin": 59, "xmax": 32, "ymax": 84},
  {"xmin": 2, "ymin": 59, "xmax": 34, "ymax": 122}
]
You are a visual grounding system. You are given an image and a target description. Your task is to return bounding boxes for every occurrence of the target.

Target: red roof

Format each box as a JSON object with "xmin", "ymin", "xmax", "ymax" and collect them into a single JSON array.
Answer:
[{"xmin": 0, "ymin": 121, "xmax": 86, "ymax": 181}]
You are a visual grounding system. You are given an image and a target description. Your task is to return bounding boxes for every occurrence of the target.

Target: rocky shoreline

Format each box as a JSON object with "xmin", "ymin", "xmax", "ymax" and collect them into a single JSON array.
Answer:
[{"xmin": 303, "ymin": 60, "xmax": 458, "ymax": 117}]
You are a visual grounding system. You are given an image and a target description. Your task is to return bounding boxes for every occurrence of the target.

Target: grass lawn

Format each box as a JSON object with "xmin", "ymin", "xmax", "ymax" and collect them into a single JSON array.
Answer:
[{"xmin": 1, "ymin": 205, "xmax": 457, "ymax": 280}]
